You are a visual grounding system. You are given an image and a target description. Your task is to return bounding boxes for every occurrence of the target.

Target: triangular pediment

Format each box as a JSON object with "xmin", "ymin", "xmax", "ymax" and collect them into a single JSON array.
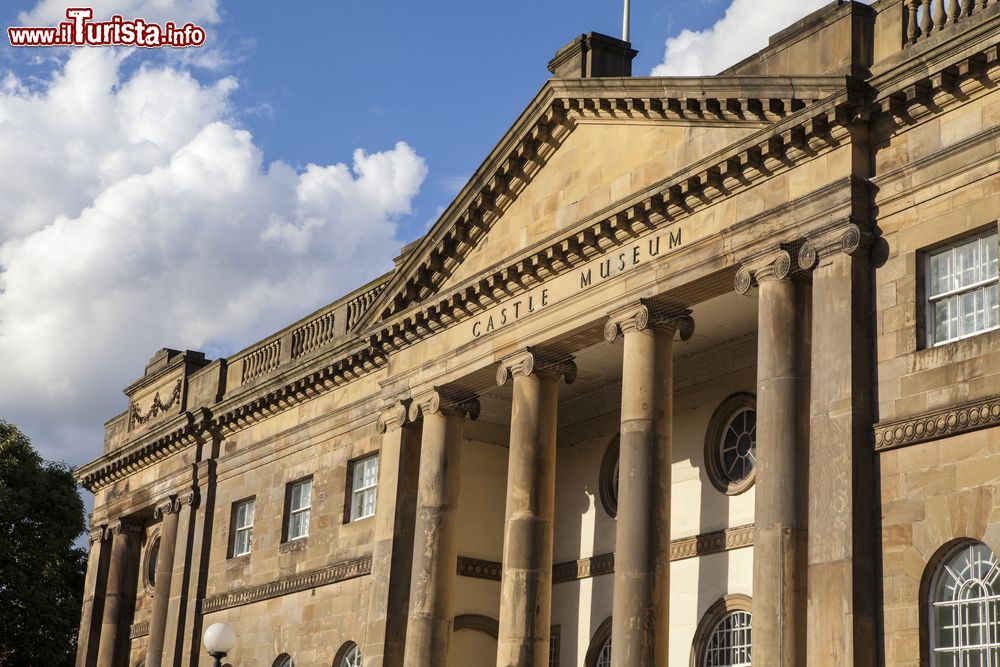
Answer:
[{"xmin": 354, "ymin": 75, "xmax": 848, "ymax": 333}]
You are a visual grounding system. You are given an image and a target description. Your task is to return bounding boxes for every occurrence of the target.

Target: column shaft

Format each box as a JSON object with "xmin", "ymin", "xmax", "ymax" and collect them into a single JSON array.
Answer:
[
  {"xmin": 145, "ymin": 499, "xmax": 180, "ymax": 667},
  {"xmin": 76, "ymin": 527, "xmax": 109, "ymax": 667},
  {"xmin": 804, "ymin": 242, "xmax": 876, "ymax": 666},
  {"xmin": 611, "ymin": 324, "xmax": 675, "ymax": 666},
  {"xmin": 752, "ymin": 274, "xmax": 810, "ymax": 667},
  {"xmin": 497, "ymin": 371, "xmax": 558, "ymax": 667},
  {"xmin": 96, "ymin": 520, "xmax": 142, "ymax": 667},
  {"xmin": 403, "ymin": 406, "xmax": 465, "ymax": 667}
]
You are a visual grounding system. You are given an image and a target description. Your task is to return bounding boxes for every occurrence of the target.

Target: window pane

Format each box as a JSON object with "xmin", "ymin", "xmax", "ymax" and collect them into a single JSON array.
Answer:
[
  {"xmin": 957, "ymin": 240, "xmax": 979, "ymax": 289},
  {"xmin": 986, "ymin": 234, "xmax": 998, "ymax": 280},
  {"xmin": 988, "ymin": 284, "xmax": 999, "ymax": 329},
  {"xmin": 930, "ymin": 249, "xmax": 953, "ymax": 297}
]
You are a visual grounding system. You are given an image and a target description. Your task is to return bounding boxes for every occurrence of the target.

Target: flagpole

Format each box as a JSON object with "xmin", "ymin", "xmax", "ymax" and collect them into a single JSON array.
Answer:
[{"xmin": 622, "ymin": 0, "xmax": 630, "ymax": 42}]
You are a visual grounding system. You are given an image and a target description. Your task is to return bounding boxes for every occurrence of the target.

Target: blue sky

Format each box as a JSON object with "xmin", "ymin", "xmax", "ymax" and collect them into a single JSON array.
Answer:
[{"xmin": 0, "ymin": 0, "xmax": 834, "ymax": 471}]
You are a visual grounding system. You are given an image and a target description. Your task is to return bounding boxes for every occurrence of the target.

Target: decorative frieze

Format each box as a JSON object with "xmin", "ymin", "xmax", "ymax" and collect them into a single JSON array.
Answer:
[
  {"xmin": 129, "ymin": 621, "xmax": 149, "ymax": 639},
  {"xmin": 129, "ymin": 379, "xmax": 182, "ymax": 430},
  {"xmin": 200, "ymin": 555, "xmax": 372, "ymax": 614},
  {"xmin": 455, "ymin": 524, "xmax": 755, "ymax": 584},
  {"xmin": 552, "ymin": 553, "xmax": 616, "ymax": 584},
  {"xmin": 670, "ymin": 523, "xmax": 755, "ymax": 561},
  {"xmin": 456, "ymin": 556, "xmax": 502, "ymax": 582},
  {"xmin": 875, "ymin": 395, "xmax": 1000, "ymax": 451},
  {"xmin": 496, "ymin": 348, "xmax": 577, "ymax": 386}
]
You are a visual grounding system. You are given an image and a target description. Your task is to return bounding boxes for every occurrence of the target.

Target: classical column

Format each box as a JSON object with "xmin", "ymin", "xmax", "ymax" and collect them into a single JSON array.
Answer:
[
  {"xmin": 495, "ymin": 348, "xmax": 576, "ymax": 667},
  {"xmin": 364, "ymin": 400, "xmax": 421, "ymax": 667},
  {"xmin": 604, "ymin": 301, "xmax": 693, "ymax": 667},
  {"xmin": 161, "ymin": 486, "xmax": 199, "ymax": 667},
  {"xmin": 145, "ymin": 496, "xmax": 180, "ymax": 667},
  {"xmin": 736, "ymin": 249, "xmax": 810, "ymax": 667},
  {"xmin": 403, "ymin": 389, "xmax": 479, "ymax": 667},
  {"xmin": 96, "ymin": 517, "xmax": 143, "ymax": 667},
  {"xmin": 799, "ymin": 224, "xmax": 876, "ymax": 666},
  {"xmin": 76, "ymin": 524, "xmax": 109, "ymax": 667}
]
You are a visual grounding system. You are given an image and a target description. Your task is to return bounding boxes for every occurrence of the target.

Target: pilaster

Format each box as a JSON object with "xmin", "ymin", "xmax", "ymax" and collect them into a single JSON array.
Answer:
[
  {"xmin": 364, "ymin": 400, "xmax": 420, "ymax": 667},
  {"xmin": 798, "ymin": 220, "xmax": 876, "ymax": 667}
]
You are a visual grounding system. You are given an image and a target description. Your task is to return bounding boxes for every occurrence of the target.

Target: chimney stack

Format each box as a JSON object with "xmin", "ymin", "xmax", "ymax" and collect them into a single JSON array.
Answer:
[{"xmin": 547, "ymin": 32, "xmax": 637, "ymax": 78}]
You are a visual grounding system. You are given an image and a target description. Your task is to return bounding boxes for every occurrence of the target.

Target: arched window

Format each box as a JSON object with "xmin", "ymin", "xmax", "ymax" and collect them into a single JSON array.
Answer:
[
  {"xmin": 333, "ymin": 642, "xmax": 362, "ymax": 667},
  {"xmin": 692, "ymin": 594, "xmax": 752, "ymax": 667},
  {"xmin": 584, "ymin": 617, "xmax": 613, "ymax": 667},
  {"xmin": 929, "ymin": 540, "xmax": 1000, "ymax": 664},
  {"xmin": 272, "ymin": 654, "xmax": 293, "ymax": 667},
  {"xmin": 596, "ymin": 637, "xmax": 612, "ymax": 667}
]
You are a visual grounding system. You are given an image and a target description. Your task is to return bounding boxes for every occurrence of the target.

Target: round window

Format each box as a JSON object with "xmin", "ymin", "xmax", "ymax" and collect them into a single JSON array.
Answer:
[
  {"xmin": 599, "ymin": 435, "xmax": 620, "ymax": 518},
  {"xmin": 143, "ymin": 533, "xmax": 160, "ymax": 594},
  {"xmin": 705, "ymin": 394, "xmax": 757, "ymax": 495}
]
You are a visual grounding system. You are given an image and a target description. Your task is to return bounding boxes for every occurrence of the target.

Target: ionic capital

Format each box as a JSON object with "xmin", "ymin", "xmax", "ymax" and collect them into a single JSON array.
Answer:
[
  {"xmin": 153, "ymin": 495, "xmax": 179, "ymax": 520},
  {"xmin": 177, "ymin": 488, "xmax": 199, "ymax": 510},
  {"xmin": 735, "ymin": 247, "xmax": 795, "ymax": 294},
  {"xmin": 798, "ymin": 220, "xmax": 873, "ymax": 270},
  {"xmin": 109, "ymin": 517, "xmax": 144, "ymax": 537},
  {"xmin": 604, "ymin": 300, "xmax": 695, "ymax": 343},
  {"xmin": 88, "ymin": 524, "xmax": 107, "ymax": 544},
  {"xmin": 496, "ymin": 347, "xmax": 577, "ymax": 386},
  {"xmin": 408, "ymin": 388, "xmax": 480, "ymax": 422},
  {"xmin": 375, "ymin": 400, "xmax": 410, "ymax": 434}
]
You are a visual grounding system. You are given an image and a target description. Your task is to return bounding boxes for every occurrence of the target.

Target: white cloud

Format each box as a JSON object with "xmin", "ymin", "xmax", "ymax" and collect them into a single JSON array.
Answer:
[
  {"xmin": 652, "ymin": 0, "xmax": 866, "ymax": 76},
  {"xmin": 0, "ymin": 48, "xmax": 427, "ymax": 467}
]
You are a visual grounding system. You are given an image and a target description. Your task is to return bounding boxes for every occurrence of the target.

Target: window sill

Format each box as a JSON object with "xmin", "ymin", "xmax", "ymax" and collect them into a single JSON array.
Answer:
[{"xmin": 279, "ymin": 537, "xmax": 309, "ymax": 554}]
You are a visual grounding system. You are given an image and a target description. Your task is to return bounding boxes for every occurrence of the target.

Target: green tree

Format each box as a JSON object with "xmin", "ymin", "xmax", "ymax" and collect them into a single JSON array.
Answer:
[{"xmin": 0, "ymin": 420, "xmax": 86, "ymax": 667}]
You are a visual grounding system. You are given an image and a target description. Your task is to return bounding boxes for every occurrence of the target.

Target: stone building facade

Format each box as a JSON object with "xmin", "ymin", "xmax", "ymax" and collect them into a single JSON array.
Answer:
[{"xmin": 74, "ymin": 1, "xmax": 1000, "ymax": 665}]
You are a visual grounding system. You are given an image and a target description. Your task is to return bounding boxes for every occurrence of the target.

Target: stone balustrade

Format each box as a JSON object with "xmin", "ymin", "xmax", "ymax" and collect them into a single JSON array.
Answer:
[
  {"xmin": 240, "ymin": 339, "xmax": 280, "ymax": 384},
  {"xmin": 290, "ymin": 310, "xmax": 337, "ymax": 359},
  {"xmin": 906, "ymin": 0, "xmax": 991, "ymax": 44}
]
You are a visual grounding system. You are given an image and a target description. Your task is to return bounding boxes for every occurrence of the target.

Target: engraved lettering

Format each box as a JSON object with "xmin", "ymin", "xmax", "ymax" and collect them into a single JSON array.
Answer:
[
  {"xmin": 649, "ymin": 237, "xmax": 660, "ymax": 257},
  {"xmin": 486, "ymin": 316, "xmax": 495, "ymax": 333},
  {"xmin": 632, "ymin": 245, "xmax": 641, "ymax": 265},
  {"xmin": 541, "ymin": 289, "xmax": 549, "ymax": 306},
  {"xmin": 473, "ymin": 321, "xmax": 482, "ymax": 338},
  {"xmin": 500, "ymin": 308, "xmax": 508, "ymax": 325},
  {"xmin": 600, "ymin": 259, "xmax": 611, "ymax": 279},
  {"xmin": 580, "ymin": 269, "xmax": 592, "ymax": 288},
  {"xmin": 618, "ymin": 252, "xmax": 626, "ymax": 271},
  {"xmin": 669, "ymin": 228, "xmax": 682, "ymax": 248}
]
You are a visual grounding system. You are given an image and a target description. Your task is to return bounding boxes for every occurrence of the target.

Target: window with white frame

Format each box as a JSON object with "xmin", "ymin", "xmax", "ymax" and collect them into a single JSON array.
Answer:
[
  {"xmin": 703, "ymin": 610, "xmax": 752, "ymax": 667},
  {"xmin": 232, "ymin": 497, "xmax": 255, "ymax": 556},
  {"xmin": 349, "ymin": 455, "xmax": 379, "ymax": 522},
  {"xmin": 286, "ymin": 478, "xmax": 312, "ymax": 541},
  {"xmin": 926, "ymin": 230, "xmax": 999, "ymax": 346},
  {"xmin": 929, "ymin": 540, "xmax": 1000, "ymax": 665}
]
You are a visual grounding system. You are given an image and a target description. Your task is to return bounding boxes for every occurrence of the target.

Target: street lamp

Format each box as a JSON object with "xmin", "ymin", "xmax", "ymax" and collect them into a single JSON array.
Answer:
[{"xmin": 203, "ymin": 622, "xmax": 236, "ymax": 667}]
